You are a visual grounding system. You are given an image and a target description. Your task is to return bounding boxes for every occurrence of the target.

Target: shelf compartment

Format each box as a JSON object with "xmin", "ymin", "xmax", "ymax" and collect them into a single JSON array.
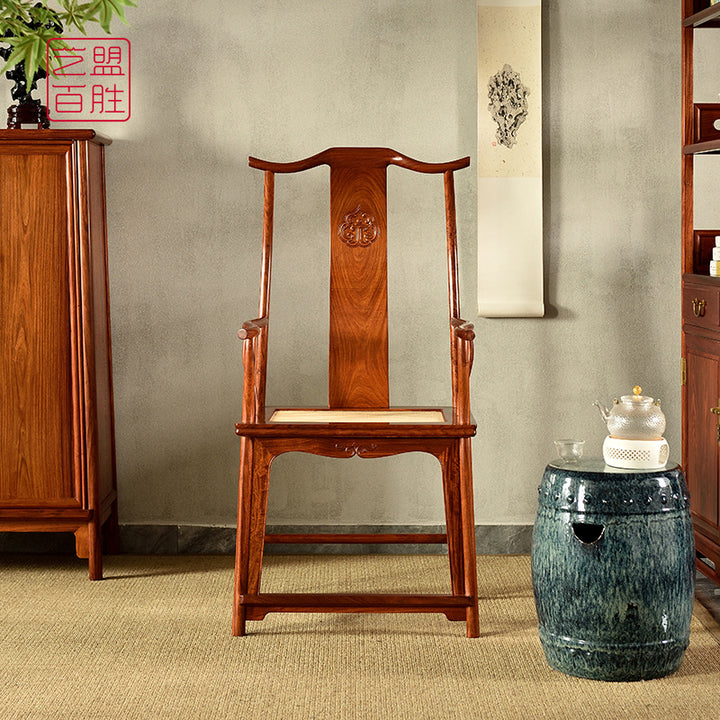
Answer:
[
  {"xmin": 694, "ymin": 103, "xmax": 720, "ymax": 143},
  {"xmin": 684, "ymin": 3, "xmax": 720, "ymax": 27},
  {"xmin": 692, "ymin": 230, "xmax": 720, "ymax": 274}
]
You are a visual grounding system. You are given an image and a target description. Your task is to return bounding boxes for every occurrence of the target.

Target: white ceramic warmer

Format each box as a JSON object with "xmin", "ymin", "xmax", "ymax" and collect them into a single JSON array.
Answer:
[{"xmin": 594, "ymin": 386, "xmax": 669, "ymax": 469}]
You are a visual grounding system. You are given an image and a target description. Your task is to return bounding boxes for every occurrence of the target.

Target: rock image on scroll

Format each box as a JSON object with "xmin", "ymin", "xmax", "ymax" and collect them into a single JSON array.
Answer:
[{"xmin": 488, "ymin": 64, "xmax": 529, "ymax": 148}]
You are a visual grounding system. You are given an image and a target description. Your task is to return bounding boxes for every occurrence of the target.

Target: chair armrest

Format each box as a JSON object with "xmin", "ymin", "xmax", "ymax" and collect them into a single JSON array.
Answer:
[
  {"xmin": 450, "ymin": 317, "xmax": 475, "ymax": 342},
  {"xmin": 238, "ymin": 316, "xmax": 269, "ymax": 339}
]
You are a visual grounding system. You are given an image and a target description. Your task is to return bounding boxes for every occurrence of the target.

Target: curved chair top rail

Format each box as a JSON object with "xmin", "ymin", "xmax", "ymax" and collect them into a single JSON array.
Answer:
[{"xmin": 248, "ymin": 147, "xmax": 470, "ymax": 174}]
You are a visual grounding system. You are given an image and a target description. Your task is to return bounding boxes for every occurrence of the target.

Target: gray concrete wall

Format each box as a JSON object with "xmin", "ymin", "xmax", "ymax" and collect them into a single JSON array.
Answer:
[{"xmin": 3, "ymin": 1, "xmax": 684, "ymax": 536}]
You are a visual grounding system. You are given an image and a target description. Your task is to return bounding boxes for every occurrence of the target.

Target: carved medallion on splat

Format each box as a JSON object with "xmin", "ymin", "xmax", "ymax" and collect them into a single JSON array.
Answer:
[{"xmin": 338, "ymin": 205, "xmax": 379, "ymax": 247}]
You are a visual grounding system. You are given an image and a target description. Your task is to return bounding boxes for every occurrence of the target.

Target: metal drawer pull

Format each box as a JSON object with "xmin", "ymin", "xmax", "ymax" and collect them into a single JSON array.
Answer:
[
  {"xmin": 712, "ymin": 401, "xmax": 720, "ymax": 444},
  {"xmin": 692, "ymin": 297, "xmax": 706, "ymax": 317}
]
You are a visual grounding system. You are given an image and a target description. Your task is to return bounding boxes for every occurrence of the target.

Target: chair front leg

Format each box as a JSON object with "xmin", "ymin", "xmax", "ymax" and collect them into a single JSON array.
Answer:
[
  {"xmin": 233, "ymin": 436, "xmax": 254, "ymax": 636},
  {"xmin": 440, "ymin": 443, "xmax": 465, "ymax": 597},
  {"xmin": 233, "ymin": 438, "xmax": 272, "ymax": 636},
  {"xmin": 246, "ymin": 443, "xmax": 272, "ymax": 596}
]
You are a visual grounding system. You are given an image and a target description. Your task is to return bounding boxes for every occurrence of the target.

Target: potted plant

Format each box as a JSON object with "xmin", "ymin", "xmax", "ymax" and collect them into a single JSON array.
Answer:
[{"xmin": 0, "ymin": 0, "xmax": 136, "ymax": 127}]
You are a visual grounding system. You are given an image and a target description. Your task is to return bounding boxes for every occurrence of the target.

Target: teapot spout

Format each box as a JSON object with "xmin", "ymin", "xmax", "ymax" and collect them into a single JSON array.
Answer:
[{"xmin": 593, "ymin": 401, "xmax": 610, "ymax": 424}]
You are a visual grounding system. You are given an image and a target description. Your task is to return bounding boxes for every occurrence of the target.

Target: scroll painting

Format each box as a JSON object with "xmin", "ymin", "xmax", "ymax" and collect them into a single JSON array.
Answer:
[{"xmin": 477, "ymin": 0, "xmax": 543, "ymax": 317}]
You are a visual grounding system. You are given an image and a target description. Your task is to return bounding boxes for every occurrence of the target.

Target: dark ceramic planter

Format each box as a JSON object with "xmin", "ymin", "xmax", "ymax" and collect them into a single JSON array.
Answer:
[{"xmin": 531, "ymin": 459, "xmax": 695, "ymax": 681}]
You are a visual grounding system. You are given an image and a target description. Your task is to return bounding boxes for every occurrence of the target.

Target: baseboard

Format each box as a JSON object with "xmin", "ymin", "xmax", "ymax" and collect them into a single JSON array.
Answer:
[{"xmin": 0, "ymin": 524, "xmax": 533, "ymax": 556}]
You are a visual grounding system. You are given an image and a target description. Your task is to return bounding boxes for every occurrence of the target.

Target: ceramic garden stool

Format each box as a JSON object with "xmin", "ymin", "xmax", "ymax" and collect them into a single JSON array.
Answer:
[{"xmin": 531, "ymin": 458, "xmax": 695, "ymax": 681}]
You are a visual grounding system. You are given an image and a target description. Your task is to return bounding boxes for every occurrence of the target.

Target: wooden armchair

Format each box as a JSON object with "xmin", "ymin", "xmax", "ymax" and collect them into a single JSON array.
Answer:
[{"xmin": 233, "ymin": 147, "xmax": 478, "ymax": 636}]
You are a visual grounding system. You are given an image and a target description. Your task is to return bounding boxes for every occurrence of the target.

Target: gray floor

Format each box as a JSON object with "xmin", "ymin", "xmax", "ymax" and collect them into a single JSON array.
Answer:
[{"xmin": 696, "ymin": 571, "xmax": 720, "ymax": 624}]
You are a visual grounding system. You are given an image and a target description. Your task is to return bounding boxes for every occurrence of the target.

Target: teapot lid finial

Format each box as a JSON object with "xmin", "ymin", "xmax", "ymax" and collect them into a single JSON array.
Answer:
[{"xmin": 633, "ymin": 385, "xmax": 642, "ymax": 397}]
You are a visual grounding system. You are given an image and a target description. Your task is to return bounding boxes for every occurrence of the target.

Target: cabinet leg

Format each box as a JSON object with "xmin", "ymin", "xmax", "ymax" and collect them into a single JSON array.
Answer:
[
  {"xmin": 88, "ymin": 520, "xmax": 103, "ymax": 580},
  {"xmin": 75, "ymin": 523, "xmax": 103, "ymax": 580},
  {"xmin": 75, "ymin": 526, "xmax": 89, "ymax": 558}
]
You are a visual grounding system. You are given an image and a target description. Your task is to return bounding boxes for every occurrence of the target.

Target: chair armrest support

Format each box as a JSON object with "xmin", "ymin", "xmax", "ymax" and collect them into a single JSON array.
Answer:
[
  {"xmin": 451, "ymin": 317, "xmax": 475, "ymax": 343},
  {"xmin": 238, "ymin": 316, "xmax": 270, "ymax": 422},
  {"xmin": 238, "ymin": 316, "xmax": 269, "ymax": 340},
  {"xmin": 450, "ymin": 317, "xmax": 474, "ymax": 423}
]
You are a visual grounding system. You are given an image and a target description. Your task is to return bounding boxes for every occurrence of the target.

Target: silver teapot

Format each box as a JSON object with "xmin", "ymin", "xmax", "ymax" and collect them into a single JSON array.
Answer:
[{"xmin": 594, "ymin": 386, "xmax": 666, "ymax": 441}]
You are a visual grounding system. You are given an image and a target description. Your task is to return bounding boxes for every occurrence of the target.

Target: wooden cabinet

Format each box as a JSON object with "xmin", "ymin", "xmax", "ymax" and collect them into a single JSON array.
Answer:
[
  {"xmin": 683, "ymin": 324, "xmax": 720, "ymax": 560},
  {"xmin": 682, "ymin": 2, "xmax": 720, "ymax": 584},
  {"xmin": 0, "ymin": 130, "xmax": 118, "ymax": 579}
]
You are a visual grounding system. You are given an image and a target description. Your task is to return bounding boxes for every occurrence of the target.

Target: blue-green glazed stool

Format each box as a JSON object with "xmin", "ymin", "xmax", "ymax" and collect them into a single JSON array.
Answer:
[{"xmin": 531, "ymin": 459, "xmax": 694, "ymax": 681}]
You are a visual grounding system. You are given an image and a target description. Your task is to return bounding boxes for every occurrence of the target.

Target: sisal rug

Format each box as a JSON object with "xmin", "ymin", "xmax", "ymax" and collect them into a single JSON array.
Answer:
[{"xmin": 1, "ymin": 553, "xmax": 719, "ymax": 720}]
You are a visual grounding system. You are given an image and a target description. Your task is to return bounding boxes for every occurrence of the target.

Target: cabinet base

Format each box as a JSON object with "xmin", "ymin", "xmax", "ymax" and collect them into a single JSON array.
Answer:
[
  {"xmin": 694, "ymin": 531, "xmax": 720, "ymax": 585},
  {"xmin": 0, "ymin": 494, "xmax": 119, "ymax": 580}
]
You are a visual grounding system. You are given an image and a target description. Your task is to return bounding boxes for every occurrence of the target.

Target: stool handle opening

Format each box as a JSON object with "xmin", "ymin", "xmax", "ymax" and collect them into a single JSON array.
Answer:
[{"xmin": 572, "ymin": 523, "xmax": 605, "ymax": 545}]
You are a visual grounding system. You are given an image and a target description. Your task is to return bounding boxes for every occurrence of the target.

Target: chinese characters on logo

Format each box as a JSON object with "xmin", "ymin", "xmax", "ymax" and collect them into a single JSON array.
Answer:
[{"xmin": 47, "ymin": 38, "xmax": 131, "ymax": 122}]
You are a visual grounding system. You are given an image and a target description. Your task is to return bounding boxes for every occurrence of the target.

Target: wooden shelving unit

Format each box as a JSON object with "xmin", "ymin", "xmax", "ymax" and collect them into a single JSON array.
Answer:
[{"xmin": 682, "ymin": 0, "xmax": 720, "ymax": 584}]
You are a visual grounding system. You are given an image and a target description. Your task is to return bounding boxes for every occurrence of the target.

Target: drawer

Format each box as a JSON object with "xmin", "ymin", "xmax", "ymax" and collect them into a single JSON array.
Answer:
[{"xmin": 683, "ymin": 283, "xmax": 720, "ymax": 329}]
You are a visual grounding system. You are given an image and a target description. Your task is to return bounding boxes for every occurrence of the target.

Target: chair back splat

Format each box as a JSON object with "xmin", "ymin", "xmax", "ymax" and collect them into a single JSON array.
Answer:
[{"xmin": 234, "ymin": 147, "xmax": 479, "ymax": 637}]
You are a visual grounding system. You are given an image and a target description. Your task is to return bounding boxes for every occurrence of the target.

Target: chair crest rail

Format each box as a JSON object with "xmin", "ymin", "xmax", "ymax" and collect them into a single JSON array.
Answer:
[{"xmin": 249, "ymin": 147, "xmax": 470, "ymax": 174}]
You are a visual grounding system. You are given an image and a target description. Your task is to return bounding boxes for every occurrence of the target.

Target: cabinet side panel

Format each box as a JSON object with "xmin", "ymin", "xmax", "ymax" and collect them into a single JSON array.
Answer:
[
  {"xmin": 685, "ymin": 340, "xmax": 720, "ymax": 533},
  {"xmin": 85, "ymin": 141, "xmax": 116, "ymax": 504},
  {"xmin": 0, "ymin": 148, "xmax": 75, "ymax": 501}
]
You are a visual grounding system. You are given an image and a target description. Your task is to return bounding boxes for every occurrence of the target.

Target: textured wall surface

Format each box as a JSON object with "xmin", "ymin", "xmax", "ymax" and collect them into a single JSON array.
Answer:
[{"xmin": 2, "ymin": 1, "xmax": 683, "ymax": 531}]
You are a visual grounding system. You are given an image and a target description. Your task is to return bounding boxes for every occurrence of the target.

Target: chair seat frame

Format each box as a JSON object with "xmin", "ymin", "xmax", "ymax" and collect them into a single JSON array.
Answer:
[{"xmin": 233, "ymin": 148, "xmax": 479, "ymax": 637}]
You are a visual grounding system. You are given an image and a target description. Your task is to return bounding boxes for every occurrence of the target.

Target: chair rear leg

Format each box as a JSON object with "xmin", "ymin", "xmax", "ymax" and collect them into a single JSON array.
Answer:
[{"xmin": 459, "ymin": 437, "xmax": 479, "ymax": 637}]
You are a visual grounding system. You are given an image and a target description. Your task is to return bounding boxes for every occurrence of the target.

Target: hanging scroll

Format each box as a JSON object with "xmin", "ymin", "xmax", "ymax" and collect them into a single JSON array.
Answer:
[{"xmin": 477, "ymin": 0, "xmax": 544, "ymax": 317}]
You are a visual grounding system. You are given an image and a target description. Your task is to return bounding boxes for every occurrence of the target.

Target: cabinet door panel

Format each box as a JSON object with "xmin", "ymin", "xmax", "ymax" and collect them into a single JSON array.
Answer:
[
  {"xmin": 685, "ymin": 335, "xmax": 720, "ymax": 533},
  {"xmin": 0, "ymin": 147, "xmax": 76, "ymax": 502}
]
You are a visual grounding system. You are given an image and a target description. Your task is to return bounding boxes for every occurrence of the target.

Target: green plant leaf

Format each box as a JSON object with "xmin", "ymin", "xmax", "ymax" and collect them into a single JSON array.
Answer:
[
  {"xmin": 0, "ymin": 5, "xmax": 33, "ymax": 37},
  {"xmin": 85, "ymin": 0, "xmax": 135, "ymax": 33},
  {"xmin": 23, "ymin": 33, "xmax": 42, "ymax": 91},
  {"xmin": 0, "ymin": 2, "xmax": 32, "ymax": 27},
  {"xmin": 58, "ymin": 0, "xmax": 93, "ymax": 34},
  {"xmin": 45, "ymin": 36, "xmax": 71, "ymax": 78},
  {"xmin": 0, "ymin": 38, "xmax": 31, "ymax": 79},
  {"xmin": 1, "ymin": 0, "xmax": 136, "ymax": 88},
  {"xmin": 27, "ymin": 5, "xmax": 60, "ymax": 26},
  {"xmin": 0, "ymin": 18, "xmax": 28, "ymax": 37},
  {"xmin": 0, "ymin": 34, "xmax": 41, "ymax": 88}
]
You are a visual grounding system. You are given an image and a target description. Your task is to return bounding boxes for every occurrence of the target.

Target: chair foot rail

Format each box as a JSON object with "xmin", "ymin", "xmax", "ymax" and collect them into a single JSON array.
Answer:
[{"xmin": 240, "ymin": 593, "xmax": 473, "ymax": 621}]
